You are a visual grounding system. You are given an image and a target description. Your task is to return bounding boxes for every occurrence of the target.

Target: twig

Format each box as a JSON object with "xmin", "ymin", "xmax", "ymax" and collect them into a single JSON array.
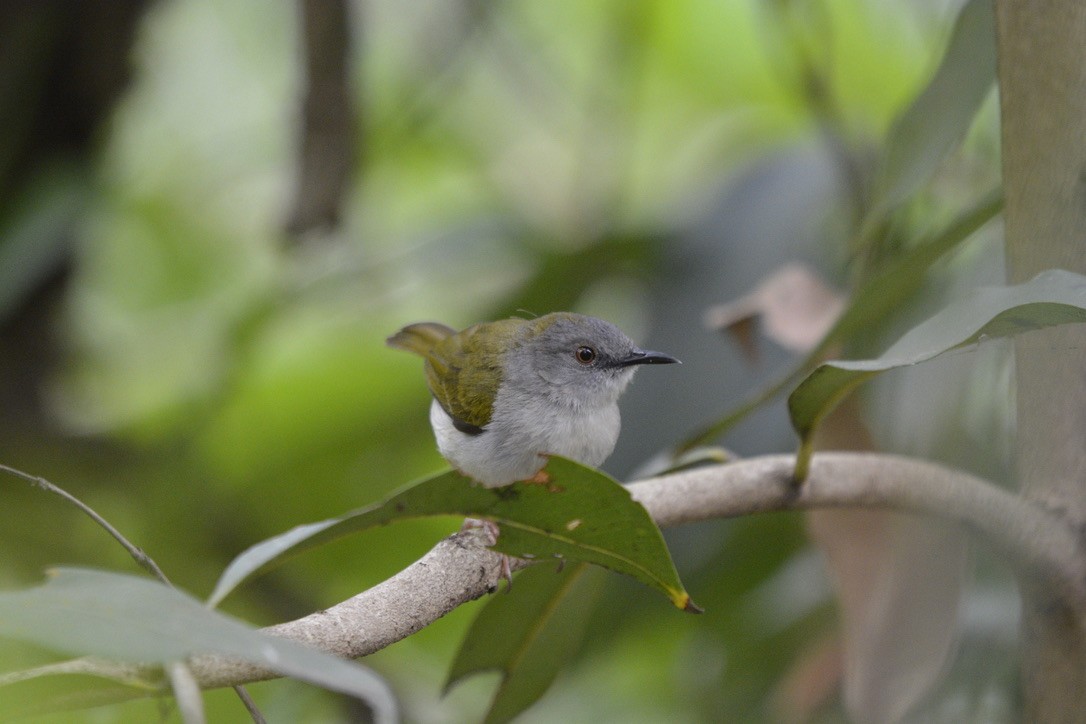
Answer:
[{"xmin": 0, "ymin": 464, "xmax": 172, "ymax": 585}]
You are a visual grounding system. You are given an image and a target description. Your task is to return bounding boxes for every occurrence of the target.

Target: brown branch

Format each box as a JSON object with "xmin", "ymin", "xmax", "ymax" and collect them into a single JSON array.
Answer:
[{"xmin": 188, "ymin": 525, "xmax": 510, "ymax": 689}]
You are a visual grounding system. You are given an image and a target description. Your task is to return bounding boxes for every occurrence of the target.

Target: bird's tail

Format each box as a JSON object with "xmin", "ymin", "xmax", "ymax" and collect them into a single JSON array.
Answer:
[{"xmin": 386, "ymin": 322, "xmax": 456, "ymax": 357}]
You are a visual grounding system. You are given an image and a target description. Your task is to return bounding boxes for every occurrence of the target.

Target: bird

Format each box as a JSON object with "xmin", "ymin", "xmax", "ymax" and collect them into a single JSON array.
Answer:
[{"xmin": 387, "ymin": 312, "xmax": 680, "ymax": 487}]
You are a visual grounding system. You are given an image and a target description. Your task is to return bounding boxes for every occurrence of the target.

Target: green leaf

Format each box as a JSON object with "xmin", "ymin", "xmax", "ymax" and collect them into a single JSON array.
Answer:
[
  {"xmin": 867, "ymin": 0, "xmax": 996, "ymax": 221},
  {"xmin": 164, "ymin": 661, "xmax": 205, "ymax": 724},
  {"xmin": 0, "ymin": 568, "xmax": 397, "ymax": 721},
  {"xmin": 830, "ymin": 188, "xmax": 1002, "ymax": 353},
  {"xmin": 789, "ymin": 269, "xmax": 1086, "ymax": 479},
  {"xmin": 447, "ymin": 562, "xmax": 606, "ymax": 724},
  {"xmin": 209, "ymin": 456, "xmax": 698, "ymax": 612}
]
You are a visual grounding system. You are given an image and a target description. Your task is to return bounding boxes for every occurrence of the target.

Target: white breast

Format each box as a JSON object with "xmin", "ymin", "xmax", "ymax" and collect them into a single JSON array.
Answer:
[{"xmin": 428, "ymin": 388, "xmax": 622, "ymax": 487}]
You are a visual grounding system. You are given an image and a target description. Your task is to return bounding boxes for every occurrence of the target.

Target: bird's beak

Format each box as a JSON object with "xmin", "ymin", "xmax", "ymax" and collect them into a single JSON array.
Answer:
[{"xmin": 615, "ymin": 348, "xmax": 682, "ymax": 367}]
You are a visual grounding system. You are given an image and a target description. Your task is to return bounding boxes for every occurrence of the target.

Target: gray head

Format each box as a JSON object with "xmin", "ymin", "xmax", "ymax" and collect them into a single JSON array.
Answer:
[{"xmin": 506, "ymin": 313, "xmax": 679, "ymax": 405}]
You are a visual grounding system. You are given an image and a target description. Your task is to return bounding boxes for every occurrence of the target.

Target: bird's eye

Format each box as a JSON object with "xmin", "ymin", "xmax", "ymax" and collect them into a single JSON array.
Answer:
[{"xmin": 575, "ymin": 346, "xmax": 597, "ymax": 365}]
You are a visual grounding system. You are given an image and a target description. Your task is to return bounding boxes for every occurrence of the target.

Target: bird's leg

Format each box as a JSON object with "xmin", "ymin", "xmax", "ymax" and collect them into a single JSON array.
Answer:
[
  {"xmin": 461, "ymin": 517, "xmax": 499, "ymax": 544},
  {"xmin": 460, "ymin": 517, "xmax": 513, "ymax": 590}
]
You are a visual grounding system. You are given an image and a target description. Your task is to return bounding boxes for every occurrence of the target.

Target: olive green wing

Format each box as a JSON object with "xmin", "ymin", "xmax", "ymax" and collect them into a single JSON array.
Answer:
[
  {"xmin": 425, "ymin": 320, "xmax": 521, "ymax": 434},
  {"xmin": 388, "ymin": 322, "xmax": 476, "ymax": 428}
]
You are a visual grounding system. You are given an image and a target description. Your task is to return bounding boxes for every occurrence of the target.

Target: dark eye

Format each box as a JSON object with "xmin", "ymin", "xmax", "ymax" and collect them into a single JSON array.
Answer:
[{"xmin": 575, "ymin": 346, "xmax": 597, "ymax": 365}]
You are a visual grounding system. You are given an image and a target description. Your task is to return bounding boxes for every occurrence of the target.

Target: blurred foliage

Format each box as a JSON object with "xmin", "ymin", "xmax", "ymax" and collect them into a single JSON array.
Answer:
[{"xmin": 0, "ymin": 0, "xmax": 1013, "ymax": 721}]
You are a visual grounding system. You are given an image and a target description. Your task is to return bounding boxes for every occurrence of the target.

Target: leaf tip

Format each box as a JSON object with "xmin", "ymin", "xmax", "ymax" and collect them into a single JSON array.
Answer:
[
  {"xmin": 793, "ymin": 438, "xmax": 814, "ymax": 483},
  {"xmin": 674, "ymin": 591, "xmax": 703, "ymax": 614}
]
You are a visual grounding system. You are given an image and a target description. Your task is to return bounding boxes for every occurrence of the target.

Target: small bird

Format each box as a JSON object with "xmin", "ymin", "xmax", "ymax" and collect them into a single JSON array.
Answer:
[{"xmin": 388, "ymin": 312, "xmax": 680, "ymax": 486}]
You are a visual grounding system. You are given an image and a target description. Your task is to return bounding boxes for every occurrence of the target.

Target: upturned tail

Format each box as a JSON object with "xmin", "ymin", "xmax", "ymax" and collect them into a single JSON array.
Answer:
[{"xmin": 386, "ymin": 322, "xmax": 456, "ymax": 357}]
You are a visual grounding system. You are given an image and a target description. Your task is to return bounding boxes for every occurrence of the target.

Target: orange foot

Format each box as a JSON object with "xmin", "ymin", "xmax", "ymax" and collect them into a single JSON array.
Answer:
[
  {"xmin": 523, "ymin": 466, "xmax": 565, "ymax": 492},
  {"xmin": 526, "ymin": 469, "xmax": 552, "ymax": 485}
]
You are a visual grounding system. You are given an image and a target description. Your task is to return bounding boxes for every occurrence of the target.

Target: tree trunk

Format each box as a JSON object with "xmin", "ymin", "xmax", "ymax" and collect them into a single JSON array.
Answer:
[{"xmin": 995, "ymin": 1, "xmax": 1086, "ymax": 720}]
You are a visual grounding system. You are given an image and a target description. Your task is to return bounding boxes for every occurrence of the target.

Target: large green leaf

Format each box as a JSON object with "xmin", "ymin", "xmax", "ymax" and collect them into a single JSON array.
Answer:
[
  {"xmin": 209, "ymin": 456, "xmax": 698, "ymax": 612},
  {"xmin": 447, "ymin": 562, "xmax": 606, "ymax": 724},
  {"xmin": 867, "ymin": 0, "xmax": 996, "ymax": 222},
  {"xmin": 789, "ymin": 269, "xmax": 1086, "ymax": 479},
  {"xmin": 0, "ymin": 568, "xmax": 397, "ymax": 721}
]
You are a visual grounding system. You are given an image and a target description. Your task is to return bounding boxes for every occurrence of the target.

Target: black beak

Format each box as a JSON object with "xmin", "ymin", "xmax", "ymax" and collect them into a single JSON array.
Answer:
[{"xmin": 615, "ymin": 348, "xmax": 682, "ymax": 367}]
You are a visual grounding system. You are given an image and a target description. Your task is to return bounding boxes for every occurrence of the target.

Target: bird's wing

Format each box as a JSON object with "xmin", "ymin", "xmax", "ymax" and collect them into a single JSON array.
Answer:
[
  {"xmin": 388, "ymin": 321, "xmax": 486, "ymax": 431},
  {"xmin": 426, "ymin": 320, "xmax": 522, "ymax": 434},
  {"xmin": 389, "ymin": 319, "xmax": 521, "ymax": 434}
]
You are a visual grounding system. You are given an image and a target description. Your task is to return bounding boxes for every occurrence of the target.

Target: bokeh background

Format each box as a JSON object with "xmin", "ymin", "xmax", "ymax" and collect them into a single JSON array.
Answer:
[{"xmin": 0, "ymin": 0, "xmax": 1014, "ymax": 721}]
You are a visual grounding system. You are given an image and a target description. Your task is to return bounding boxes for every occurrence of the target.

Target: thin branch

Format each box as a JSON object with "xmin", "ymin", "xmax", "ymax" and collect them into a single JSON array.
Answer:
[
  {"xmin": 230, "ymin": 683, "xmax": 266, "ymax": 723},
  {"xmin": 0, "ymin": 464, "xmax": 172, "ymax": 585}
]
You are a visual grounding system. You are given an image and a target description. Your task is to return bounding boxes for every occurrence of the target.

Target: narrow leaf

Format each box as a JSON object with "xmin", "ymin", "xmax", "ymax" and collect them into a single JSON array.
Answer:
[
  {"xmin": 447, "ymin": 562, "xmax": 606, "ymax": 724},
  {"xmin": 0, "ymin": 568, "xmax": 398, "ymax": 722},
  {"xmin": 868, "ymin": 0, "xmax": 996, "ymax": 220},
  {"xmin": 829, "ymin": 188, "xmax": 1002, "ymax": 352},
  {"xmin": 210, "ymin": 457, "xmax": 697, "ymax": 612},
  {"xmin": 790, "ymin": 269, "xmax": 1086, "ymax": 478}
]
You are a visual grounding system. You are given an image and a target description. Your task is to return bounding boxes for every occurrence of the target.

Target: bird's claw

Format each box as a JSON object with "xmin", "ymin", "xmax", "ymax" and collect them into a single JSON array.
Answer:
[{"xmin": 461, "ymin": 517, "xmax": 513, "ymax": 591}]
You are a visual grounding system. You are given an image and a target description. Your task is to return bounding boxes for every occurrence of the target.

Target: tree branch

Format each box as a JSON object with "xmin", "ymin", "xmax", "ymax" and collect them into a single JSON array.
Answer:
[
  {"xmin": 631, "ymin": 454, "xmax": 1086, "ymax": 603},
  {"xmin": 189, "ymin": 525, "xmax": 511, "ymax": 689},
  {"xmin": 33, "ymin": 452, "xmax": 1086, "ymax": 695}
]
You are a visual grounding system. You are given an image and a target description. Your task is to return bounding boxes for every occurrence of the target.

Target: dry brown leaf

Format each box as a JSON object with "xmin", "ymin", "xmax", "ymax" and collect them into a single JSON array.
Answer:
[
  {"xmin": 811, "ymin": 389, "xmax": 968, "ymax": 724},
  {"xmin": 703, "ymin": 263, "xmax": 846, "ymax": 358}
]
